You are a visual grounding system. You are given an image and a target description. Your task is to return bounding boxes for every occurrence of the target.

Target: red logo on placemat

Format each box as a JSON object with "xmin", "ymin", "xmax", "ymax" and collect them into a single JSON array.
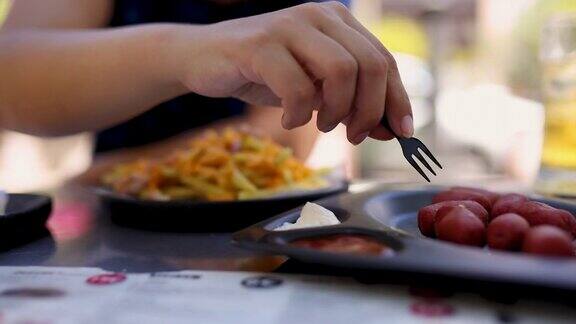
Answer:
[
  {"xmin": 410, "ymin": 300, "xmax": 454, "ymax": 317},
  {"xmin": 86, "ymin": 273, "xmax": 126, "ymax": 286}
]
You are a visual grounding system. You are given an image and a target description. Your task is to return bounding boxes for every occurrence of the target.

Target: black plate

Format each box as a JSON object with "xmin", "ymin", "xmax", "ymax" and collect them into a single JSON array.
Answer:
[
  {"xmin": 233, "ymin": 186, "xmax": 576, "ymax": 293},
  {"xmin": 0, "ymin": 194, "xmax": 52, "ymax": 250},
  {"xmin": 96, "ymin": 181, "xmax": 348, "ymax": 232}
]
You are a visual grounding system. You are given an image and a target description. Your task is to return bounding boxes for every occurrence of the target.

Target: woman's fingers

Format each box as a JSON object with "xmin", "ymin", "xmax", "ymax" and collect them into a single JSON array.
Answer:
[
  {"xmin": 353, "ymin": 25, "xmax": 412, "ymax": 137},
  {"xmin": 225, "ymin": 2, "xmax": 413, "ymax": 143},
  {"xmin": 284, "ymin": 25, "xmax": 358, "ymax": 132},
  {"xmin": 252, "ymin": 45, "xmax": 316, "ymax": 128},
  {"xmin": 369, "ymin": 127, "xmax": 396, "ymax": 141},
  {"xmin": 315, "ymin": 11, "xmax": 388, "ymax": 144},
  {"xmin": 327, "ymin": 2, "xmax": 413, "ymax": 138},
  {"xmin": 384, "ymin": 70, "xmax": 413, "ymax": 138}
]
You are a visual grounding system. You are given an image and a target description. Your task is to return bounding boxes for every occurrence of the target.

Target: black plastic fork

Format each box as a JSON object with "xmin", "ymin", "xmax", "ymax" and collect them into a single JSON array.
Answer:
[{"xmin": 381, "ymin": 118, "xmax": 442, "ymax": 182}]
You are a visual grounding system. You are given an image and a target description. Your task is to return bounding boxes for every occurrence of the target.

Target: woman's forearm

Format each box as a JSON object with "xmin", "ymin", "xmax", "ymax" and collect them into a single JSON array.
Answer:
[
  {"xmin": 0, "ymin": 24, "xmax": 188, "ymax": 136},
  {"xmin": 0, "ymin": 3, "xmax": 414, "ymax": 144}
]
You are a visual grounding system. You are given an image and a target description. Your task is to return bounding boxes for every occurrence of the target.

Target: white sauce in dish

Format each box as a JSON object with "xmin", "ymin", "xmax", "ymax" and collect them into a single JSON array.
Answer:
[{"xmin": 274, "ymin": 202, "xmax": 340, "ymax": 231}]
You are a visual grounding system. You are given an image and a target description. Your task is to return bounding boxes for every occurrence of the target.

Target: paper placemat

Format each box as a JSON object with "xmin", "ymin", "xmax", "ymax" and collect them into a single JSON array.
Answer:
[{"xmin": 0, "ymin": 266, "xmax": 573, "ymax": 324}]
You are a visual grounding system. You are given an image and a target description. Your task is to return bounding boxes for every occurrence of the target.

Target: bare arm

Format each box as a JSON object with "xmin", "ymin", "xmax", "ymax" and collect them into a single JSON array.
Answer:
[
  {"xmin": 2, "ymin": 0, "xmax": 112, "ymax": 29},
  {"xmin": 0, "ymin": 0, "xmax": 413, "ymax": 143},
  {"xmin": 1, "ymin": 0, "xmax": 190, "ymax": 135},
  {"xmin": 0, "ymin": 26, "xmax": 191, "ymax": 136}
]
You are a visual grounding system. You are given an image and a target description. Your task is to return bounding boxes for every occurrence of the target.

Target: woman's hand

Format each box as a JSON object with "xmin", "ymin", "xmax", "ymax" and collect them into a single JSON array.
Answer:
[
  {"xmin": 174, "ymin": 1, "xmax": 413, "ymax": 144},
  {"xmin": 0, "ymin": 0, "xmax": 410, "ymax": 142}
]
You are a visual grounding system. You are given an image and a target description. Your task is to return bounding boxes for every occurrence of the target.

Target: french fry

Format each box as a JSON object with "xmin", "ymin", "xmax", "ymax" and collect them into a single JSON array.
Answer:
[
  {"xmin": 243, "ymin": 136, "xmax": 264, "ymax": 151},
  {"xmin": 275, "ymin": 147, "xmax": 293, "ymax": 165},
  {"xmin": 232, "ymin": 167, "xmax": 258, "ymax": 192},
  {"xmin": 238, "ymin": 188, "xmax": 277, "ymax": 200},
  {"xmin": 280, "ymin": 168, "xmax": 293, "ymax": 185},
  {"xmin": 102, "ymin": 128, "xmax": 331, "ymax": 201},
  {"xmin": 181, "ymin": 176, "xmax": 231, "ymax": 199}
]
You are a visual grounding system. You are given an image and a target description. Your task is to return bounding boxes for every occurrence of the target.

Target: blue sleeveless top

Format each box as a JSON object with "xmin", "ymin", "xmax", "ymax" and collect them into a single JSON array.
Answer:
[{"xmin": 97, "ymin": 0, "xmax": 348, "ymax": 152}]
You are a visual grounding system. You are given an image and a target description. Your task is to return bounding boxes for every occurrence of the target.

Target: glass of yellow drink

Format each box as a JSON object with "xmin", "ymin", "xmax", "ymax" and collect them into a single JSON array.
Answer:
[
  {"xmin": 541, "ymin": 14, "xmax": 576, "ymax": 168},
  {"xmin": 538, "ymin": 15, "xmax": 576, "ymax": 195}
]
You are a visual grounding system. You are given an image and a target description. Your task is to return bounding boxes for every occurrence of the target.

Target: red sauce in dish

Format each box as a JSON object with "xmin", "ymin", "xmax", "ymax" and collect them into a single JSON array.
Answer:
[{"xmin": 290, "ymin": 234, "xmax": 394, "ymax": 256}]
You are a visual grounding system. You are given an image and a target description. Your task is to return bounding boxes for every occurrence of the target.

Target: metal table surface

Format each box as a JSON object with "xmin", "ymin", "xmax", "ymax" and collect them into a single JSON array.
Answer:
[
  {"xmin": 2, "ymin": 181, "xmax": 576, "ymax": 323},
  {"xmin": 0, "ymin": 186, "xmax": 286, "ymax": 273},
  {"xmin": 0, "ymin": 178, "xmax": 531, "ymax": 274}
]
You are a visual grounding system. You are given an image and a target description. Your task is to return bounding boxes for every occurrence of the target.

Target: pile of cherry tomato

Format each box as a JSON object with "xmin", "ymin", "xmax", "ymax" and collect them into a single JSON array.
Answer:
[{"xmin": 418, "ymin": 187, "xmax": 576, "ymax": 257}]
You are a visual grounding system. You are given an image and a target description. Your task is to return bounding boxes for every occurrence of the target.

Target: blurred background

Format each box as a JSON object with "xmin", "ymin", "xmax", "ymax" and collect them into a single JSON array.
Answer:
[{"xmin": 1, "ymin": 0, "xmax": 575, "ymax": 192}]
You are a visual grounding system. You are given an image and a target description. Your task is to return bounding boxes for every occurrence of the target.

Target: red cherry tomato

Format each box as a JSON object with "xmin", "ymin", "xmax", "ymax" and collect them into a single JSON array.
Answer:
[
  {"xmin": 517, "ymin": 201, "xmax": 574, "ymax": 235},
  {"xmin": 490, "ymin": 194, "xmax": 528, "ymax": 220},
  {"xmin": 435, "ymin": 203, "xmax": 488, "ymax": 225},
  {"xmin": 451, "ymin": 187, "xmax": 500, "ymax": 204},
  {"xmin": 432, "ymin": 190, "xmax": 492, "ymax": 212},
  {"xmin": 418, "ymin": 200, "xmax": 488, "ymax": 237},
  {"xmin": 487, "ymin": 213, "xmax": 530, "ymax": 251},
  {"xmin": 436, "ymin": 206, "xmax": 486, "ymax": 246},
  {"xmin": 522, "ymin": 225, "xmax": 574, "ymax": 257}
]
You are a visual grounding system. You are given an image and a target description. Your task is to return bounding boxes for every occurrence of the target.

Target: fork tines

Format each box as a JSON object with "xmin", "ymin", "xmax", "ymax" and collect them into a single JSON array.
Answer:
[{"xmin": 397, "ymin": 137, "xmax": 442, "ymax": 182}]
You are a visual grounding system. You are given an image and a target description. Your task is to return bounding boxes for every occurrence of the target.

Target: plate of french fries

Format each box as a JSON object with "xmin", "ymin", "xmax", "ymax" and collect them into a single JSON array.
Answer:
[{"xmin": 96, "ymin": 128, "xmax": 347, "ymax": 231}]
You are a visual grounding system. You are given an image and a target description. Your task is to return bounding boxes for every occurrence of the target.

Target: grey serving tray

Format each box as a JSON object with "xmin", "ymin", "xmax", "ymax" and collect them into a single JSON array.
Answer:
[{"xmin": 233, "ymin": 187, "xmax": 576, "ymax": 293}]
